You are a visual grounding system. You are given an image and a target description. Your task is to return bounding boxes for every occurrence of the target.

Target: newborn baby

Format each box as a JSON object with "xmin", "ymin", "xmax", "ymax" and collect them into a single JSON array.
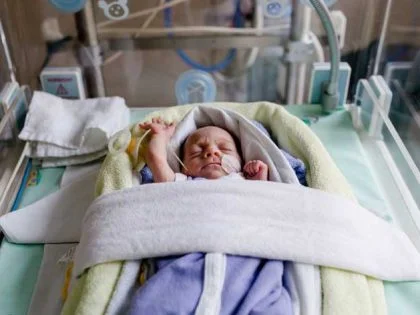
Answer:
[
  {"xmin": 132, "ymin": 118, "xmax": 291, "ymax": 314},
  {"xmin": 140, "ymin": 117, "xmax": 269, "ymax": 182}
]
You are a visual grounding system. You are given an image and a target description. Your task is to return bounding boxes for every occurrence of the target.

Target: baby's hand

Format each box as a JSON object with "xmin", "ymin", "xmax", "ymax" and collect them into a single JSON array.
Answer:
[
  {"xmin": 244, "ymin": 160, "xmax": 269, "ymax": 181},
  {"xmin": 139, "ymin": 117, "xmax": 176, "ymax": 141},
  {"xmin": 139, "ymin": 118, "xmax": 176, "ymax": 182}
]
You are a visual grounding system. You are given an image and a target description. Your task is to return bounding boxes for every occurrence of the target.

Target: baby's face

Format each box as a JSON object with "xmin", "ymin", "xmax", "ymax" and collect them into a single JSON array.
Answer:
[{"xmin": 182, "ymin": 126, "xmax": 242, "ymax": 179}]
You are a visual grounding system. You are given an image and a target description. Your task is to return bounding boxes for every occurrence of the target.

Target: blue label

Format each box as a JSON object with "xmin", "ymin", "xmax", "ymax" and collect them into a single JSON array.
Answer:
[{"xmin": 41, "ymin": 74, "xmax": 81, "ymax": 99}]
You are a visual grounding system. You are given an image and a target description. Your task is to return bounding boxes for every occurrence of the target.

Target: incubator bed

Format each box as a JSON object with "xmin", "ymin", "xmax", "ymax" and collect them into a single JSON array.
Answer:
[{"xmin": 1, "ymin": 100, "xmax": 420, "ymax": 314}]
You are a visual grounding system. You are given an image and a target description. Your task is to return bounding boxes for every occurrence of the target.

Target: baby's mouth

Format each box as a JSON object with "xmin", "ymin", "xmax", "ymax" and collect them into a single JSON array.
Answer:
[{"xmin": 202, "ymin": 162, "xmax": 221, "ymax": 170}]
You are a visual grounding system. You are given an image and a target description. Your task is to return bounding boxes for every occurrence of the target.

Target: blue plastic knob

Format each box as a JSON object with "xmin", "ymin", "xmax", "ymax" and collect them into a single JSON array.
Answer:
[
  {"xmin": 175, "ymin": 70, "xmax": 217, "ymax": 105},
  {"xmin": 48, "ymin": 0, "xmax": 87, "ymax": 13}
]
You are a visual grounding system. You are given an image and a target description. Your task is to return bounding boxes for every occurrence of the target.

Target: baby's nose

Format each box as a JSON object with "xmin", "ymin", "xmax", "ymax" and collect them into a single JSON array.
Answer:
[{"xmin": 204, "ymin": 146, "xmax": 221, "ymax": 158}]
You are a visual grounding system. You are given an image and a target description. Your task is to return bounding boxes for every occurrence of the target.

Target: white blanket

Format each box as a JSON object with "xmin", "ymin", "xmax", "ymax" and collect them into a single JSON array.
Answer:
[{"xmin": 74, "ymin": 180, "xmax": 420, "ymax": 281}]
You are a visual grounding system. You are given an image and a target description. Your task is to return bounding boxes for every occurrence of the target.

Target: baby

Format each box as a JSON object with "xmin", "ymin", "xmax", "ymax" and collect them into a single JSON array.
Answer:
[
  {"xmin": 140, "ymin": 117, "xmax": 269, "ymax": 182},
  {"xmin": 132, "ymin": 118, "xmax": 291, "ymax": 314}
]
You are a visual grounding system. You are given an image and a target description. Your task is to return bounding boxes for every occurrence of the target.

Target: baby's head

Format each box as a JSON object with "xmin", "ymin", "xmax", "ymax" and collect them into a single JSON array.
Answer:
[{"xmin": 181, "ymin": 126, "xmax": 242, "ymax": 179}]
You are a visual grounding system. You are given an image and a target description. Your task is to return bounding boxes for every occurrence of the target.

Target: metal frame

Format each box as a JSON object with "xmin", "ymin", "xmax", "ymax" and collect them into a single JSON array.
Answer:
[
  {"xmin": 286, "ymin": 1, "xmax": 312, "ymax": 104},
  {"xmin": 101, "ymin": 34, "xmax": 290, "ymax": 51},
  {"xmin": 0, "ymin": 87, "xmax": 30, "ymax": 216},
  {"xmin": 75, "ymin": 0, "xmax": 106, "ymax": 97}
]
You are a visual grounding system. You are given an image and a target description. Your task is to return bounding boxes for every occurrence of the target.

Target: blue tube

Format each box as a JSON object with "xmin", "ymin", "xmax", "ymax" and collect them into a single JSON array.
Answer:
[
  {"xmin": 164, "ymin": 0, "xmax": 242, "ymax": 72},
  {"xmin": 11, "ymin": 159, "xmax": 32, "ymax": 211}
]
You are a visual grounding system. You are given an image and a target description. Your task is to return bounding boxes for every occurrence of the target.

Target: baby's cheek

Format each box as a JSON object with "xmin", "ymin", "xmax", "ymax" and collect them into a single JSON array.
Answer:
[{"xmin": 187, "ymin": 161, "xmax": 200, "ymax": 175}]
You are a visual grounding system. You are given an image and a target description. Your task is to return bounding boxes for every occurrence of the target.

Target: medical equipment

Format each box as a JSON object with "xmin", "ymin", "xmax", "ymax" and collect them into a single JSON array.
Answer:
[
  {"xmin": 40, "ymin": 67, "xmax": 86, "ymax": 100},
  {"xmin": 305, "ymin": 0, "xmax": 340, "ymax": 113},
  {"xmin": 308, "ymin": 62, "xmax": 351, "ymax": 108},
  {"xmin": 79, "ymin": 0, "xmax": 342, "ymax": 109}
]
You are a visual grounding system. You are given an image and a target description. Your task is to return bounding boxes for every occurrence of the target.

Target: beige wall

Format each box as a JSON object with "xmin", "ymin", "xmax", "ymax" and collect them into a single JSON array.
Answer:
[
  {"xmin": 0, "ymin": 1, "xmax": 46, "ymax": 89},
  {"xmin": 386, "ymin": 0, "xmax": 420, "ymax": 47},
  {"xmin": 333, "ymin": 0, "xmax": 420, "ymax": 52}
]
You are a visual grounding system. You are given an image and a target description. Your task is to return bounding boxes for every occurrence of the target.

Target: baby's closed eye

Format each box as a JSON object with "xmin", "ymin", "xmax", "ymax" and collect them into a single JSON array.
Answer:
[
  {"xmin": 190, "ymin": 151, "xmax": 202, "ymax": 158},
  {"xmin": 219, "ymin": 144, "xmax": 234, "ymax": 151}
]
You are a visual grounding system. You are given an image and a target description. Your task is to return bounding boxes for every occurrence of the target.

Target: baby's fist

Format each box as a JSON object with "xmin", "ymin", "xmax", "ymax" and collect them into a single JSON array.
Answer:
[{"xmin": 244, "ymin": 160, "xmax": 269, "ymax": 181}]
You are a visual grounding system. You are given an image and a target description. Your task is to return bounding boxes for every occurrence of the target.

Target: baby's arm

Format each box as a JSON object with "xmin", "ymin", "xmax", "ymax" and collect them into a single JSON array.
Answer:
[
  {"xmin": 243, "ymin": 160, "xmax": 269, "ymax": 181},
  {"xmin": 140, "ymin": 118, "xmax": 176, "ymax": 183}
]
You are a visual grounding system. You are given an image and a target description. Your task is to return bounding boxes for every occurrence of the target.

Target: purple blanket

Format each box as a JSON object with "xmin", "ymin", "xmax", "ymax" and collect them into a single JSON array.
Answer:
[{"xmin": 129, "ymin": 253, "xmax": 292, "ymax": 314}]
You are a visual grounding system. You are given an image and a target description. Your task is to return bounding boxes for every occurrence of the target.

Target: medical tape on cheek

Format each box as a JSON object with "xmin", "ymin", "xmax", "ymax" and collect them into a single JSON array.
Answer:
[{"xmin": 221, "ymin": 154, "xmax": 241, "ymax": 174}]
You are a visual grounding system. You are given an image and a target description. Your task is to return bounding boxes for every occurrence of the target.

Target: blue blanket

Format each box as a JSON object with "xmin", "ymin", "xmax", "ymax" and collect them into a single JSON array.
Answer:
[{"xmin": 129, "ymin": 254, "xmax": 292, "ymax": 315}]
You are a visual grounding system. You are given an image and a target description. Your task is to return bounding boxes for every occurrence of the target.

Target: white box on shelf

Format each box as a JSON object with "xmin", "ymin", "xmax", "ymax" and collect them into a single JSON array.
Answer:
[{"xmin": 40, "ymin": 67, "xmax": 86, "ymax": 100}]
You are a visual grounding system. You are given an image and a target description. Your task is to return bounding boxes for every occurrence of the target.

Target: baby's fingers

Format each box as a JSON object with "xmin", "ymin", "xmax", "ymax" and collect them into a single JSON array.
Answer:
[
  {"xmin": 252, "ymin": 163, "xmax": 261, "ymax": 173},
  {"xmin": 244, "ymin": 163, "xmax": 255, "ymax": 175},
  {"xmin": 139, "ymin": 122, "xmax": 151, "ymax": 129}
]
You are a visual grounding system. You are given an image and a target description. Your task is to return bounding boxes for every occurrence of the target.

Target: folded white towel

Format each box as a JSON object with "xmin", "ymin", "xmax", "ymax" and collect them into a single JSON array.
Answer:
[
  {"xmin": 19, "ymin": 91, "xmax": 130, "ymax": 159},
  {"xmin": 40, "ymin": 150, "xmax": 107, "ymax": 168}
]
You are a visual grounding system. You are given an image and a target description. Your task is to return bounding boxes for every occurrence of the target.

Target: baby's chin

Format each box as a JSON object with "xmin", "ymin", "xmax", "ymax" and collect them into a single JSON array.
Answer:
[
  {"xmin": 184, "ymin": 168, "xmax": 226, "ymax": 180},
  {"xmin": 201, "ymin": 171, "xmax": 225, "ymax": 180}
]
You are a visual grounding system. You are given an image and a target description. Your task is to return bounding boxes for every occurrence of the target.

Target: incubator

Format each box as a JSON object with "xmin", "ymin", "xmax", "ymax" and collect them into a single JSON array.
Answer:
[{"xmin": 0, "ymin": 0, "xmax": 420, "ymax": 314}]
